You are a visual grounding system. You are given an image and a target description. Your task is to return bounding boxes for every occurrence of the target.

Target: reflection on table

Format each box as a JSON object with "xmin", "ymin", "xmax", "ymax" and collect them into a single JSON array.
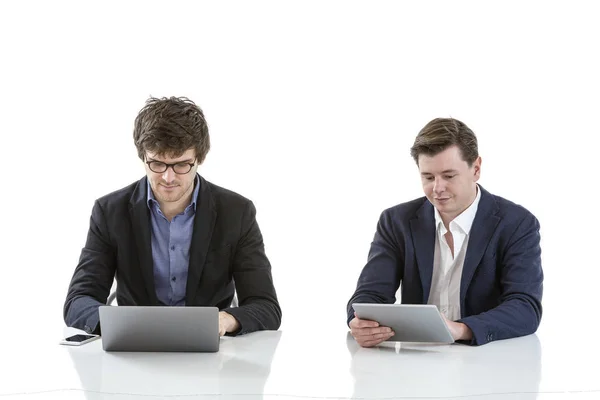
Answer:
[
  {"xmin": 347, "ymin": 332, "xmax": 541, "ymax": 399},
  {"xmin": 3, "ymin": 326, "xmax": 599, "ymax": 400},
  {"xmin": 68, "ymin": 331, "xmax": 281, "ymax": 400}
]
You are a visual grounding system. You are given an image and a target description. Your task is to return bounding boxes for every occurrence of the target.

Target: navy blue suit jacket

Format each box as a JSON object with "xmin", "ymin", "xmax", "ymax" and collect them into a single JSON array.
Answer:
[{"xmin": 347, "ymin": 186, "xmax": 543, "ymax": 345}]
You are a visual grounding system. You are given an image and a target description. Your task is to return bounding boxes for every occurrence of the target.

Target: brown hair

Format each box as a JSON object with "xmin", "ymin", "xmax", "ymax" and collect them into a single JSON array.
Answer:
[
  {"xmin": 410, "ymin": 118, "xmax": 478, "ymax": 166},
  {"xmin": 133, "ymin": 96, "xmax": 210, "ymax": 163}
]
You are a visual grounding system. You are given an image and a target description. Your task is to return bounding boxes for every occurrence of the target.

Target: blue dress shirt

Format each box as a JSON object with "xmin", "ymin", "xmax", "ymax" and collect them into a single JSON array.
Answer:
[{"xmin": 147, "ymin": 176, "xmax": 200, "ymax": 306}]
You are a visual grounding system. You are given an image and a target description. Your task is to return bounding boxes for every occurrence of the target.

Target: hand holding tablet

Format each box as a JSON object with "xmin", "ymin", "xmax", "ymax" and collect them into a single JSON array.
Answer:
[{"xmin": 352, "ymin": 303, "xmax": 455, "ymax": 344}]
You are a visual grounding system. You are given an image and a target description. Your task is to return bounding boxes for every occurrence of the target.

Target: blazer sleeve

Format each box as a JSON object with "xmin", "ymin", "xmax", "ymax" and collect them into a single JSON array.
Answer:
[
  {"xmin": 346, "ymin": 210, "xmax": 404, "ymax": 325},
  {"xmin": 63, "ymin": 200, "xmax": 117, "ymax": 334},
  {"xmin": 459, "ymin": 212, "xmax": 543, "ymax": 345},
  {"xmin": 223, "ymin": 201, "xmax": 282, "ymax": 335}
]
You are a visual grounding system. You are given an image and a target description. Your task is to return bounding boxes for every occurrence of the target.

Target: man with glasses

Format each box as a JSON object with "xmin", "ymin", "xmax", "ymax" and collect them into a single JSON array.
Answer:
[{"xmin": 64, "ymin": 96, "xmax": 281, "ymax": 336}]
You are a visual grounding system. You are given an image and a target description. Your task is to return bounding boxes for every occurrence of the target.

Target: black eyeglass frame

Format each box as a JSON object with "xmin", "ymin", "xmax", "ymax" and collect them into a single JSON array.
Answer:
[{"xmin": 145, "ymin": 160, "xmax": 196, "ymax": 174}]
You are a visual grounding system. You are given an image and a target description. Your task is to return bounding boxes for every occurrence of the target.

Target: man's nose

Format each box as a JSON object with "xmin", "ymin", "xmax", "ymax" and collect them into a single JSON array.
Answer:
[
  {"xmin": 433, "ymin": 177, "xmax": 446, "ymax": 194},
  {"xmin": 162, "ymin": 166, "xmax": 176, "ymax": 182}
]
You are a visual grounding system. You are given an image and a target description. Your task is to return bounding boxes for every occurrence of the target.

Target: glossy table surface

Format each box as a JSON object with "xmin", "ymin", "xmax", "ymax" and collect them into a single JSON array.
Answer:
[{"xmin": 2, "ymin": 326, "xmax": 599, "ymax": 400}]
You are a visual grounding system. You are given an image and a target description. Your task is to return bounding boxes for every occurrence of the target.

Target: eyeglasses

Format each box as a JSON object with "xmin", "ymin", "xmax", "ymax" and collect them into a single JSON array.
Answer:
[{"xmin": 146, "ymin": 160, "xmax": 195, "ymax": 174}]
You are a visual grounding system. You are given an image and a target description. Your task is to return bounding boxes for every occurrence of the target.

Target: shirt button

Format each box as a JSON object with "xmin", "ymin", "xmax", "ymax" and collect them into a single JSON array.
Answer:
[
  {"xmin": 170, "ymin": 246, "xmax": 175, "ymax": 251},
  {"xmin": 172, "ymin": 276, "xmax": 176, "ymax": 282}
]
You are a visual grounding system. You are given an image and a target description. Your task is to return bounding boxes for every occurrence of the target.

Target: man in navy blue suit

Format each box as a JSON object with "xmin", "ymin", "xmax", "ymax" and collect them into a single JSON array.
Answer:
[{"xmin": 347, "ymin": 118, "xmax": 543, "ymax": 346}]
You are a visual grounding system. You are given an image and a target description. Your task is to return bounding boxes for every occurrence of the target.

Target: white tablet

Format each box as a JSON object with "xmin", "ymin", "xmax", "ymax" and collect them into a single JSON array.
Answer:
[{"xmin": 352, "ymin": 303, "xmax": 455, "ymax": 343}]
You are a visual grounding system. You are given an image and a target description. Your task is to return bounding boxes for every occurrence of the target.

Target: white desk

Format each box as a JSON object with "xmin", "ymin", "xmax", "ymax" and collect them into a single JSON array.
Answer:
[{"xmin": 1, "ymin": 327, "xmax": 599, "ymax": 399}]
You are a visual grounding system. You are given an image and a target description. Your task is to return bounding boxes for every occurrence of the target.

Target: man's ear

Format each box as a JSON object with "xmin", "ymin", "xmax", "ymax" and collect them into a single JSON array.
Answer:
[{"xmin": 473, "ymin": 156, "xmax": 482, "ymax": 181}]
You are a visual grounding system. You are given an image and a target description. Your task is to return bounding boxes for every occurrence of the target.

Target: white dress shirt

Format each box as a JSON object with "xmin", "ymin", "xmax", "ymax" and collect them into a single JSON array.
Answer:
[{"xmin": 427, "ymin": 185, "xmax": 481, "ymax": 321}]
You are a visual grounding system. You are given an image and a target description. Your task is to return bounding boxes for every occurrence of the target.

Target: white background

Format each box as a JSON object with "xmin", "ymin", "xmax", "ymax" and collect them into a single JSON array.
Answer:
[{"xmin": 1, "ymin": 0, "xmax": 598, "ymax": 347}]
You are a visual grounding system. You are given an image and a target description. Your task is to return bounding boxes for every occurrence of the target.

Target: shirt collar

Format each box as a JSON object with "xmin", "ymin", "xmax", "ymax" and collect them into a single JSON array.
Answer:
[
  {"xmin": 434, "ymin": 184, "xmax": 481, "ymax": 235},
  {"xmin": 147, "ymin": 174, "xmax": 201, "ymax": 212}
]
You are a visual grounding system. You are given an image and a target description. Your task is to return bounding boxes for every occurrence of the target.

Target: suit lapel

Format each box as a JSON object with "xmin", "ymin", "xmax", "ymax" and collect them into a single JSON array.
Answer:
[
  {"xmin": 185, "ymin": 175, "xmax": 217, "ymax": 303},
  {"xmin": 460, "ymin": 186, "xmax": 501, "ymax": 306},
  {"xmin": 409, "ymin": 200, "xmax": 436, "ymax": 303},
  {"xmin": 128, "ymin": 177, "xmax": 160, "ymax": 305}
]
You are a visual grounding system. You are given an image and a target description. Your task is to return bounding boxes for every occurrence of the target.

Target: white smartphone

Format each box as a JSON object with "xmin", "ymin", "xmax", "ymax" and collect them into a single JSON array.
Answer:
[{"xmin": 59, "ymin": 334, "xmax": 100, "ymax": 346}]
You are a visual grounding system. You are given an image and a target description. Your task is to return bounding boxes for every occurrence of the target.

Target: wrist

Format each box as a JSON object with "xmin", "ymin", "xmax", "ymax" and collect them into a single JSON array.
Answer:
[
  {"xmin": 224, "ymin": 312, "xmax": 240, "ymax": 333},
  {"xmin": 458, "ymin": 322, "xmax": 473, "ymax": 341}
]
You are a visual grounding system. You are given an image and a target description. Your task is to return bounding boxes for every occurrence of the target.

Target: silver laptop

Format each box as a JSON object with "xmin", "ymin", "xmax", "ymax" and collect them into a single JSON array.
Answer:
[
  {"xmin": 352, "ymin": 303, "xmax": 455, "ymax": 343},
  {"xmin": 99, "ymin": 306, "xmax": 220, "ymax": 352}
]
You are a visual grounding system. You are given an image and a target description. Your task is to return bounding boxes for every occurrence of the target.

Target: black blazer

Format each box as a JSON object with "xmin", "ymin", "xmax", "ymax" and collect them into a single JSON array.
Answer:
[
  {"xmin": 64, "ymin": 175, "xmax": 281, "ymax": 335},
  {"xmin": 347, "ymin": 186, "xmax": 543, "ymax": 345}
]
